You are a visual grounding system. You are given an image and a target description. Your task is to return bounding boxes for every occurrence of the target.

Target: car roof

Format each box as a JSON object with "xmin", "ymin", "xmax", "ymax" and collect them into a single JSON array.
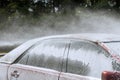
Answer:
[
  {"xmin": 1, "ymin": 33, "xmax": 120, "ymax": 64},
  {"xmin": 39, "ymin": 33, "xmax": 120, "ymax": 42}
]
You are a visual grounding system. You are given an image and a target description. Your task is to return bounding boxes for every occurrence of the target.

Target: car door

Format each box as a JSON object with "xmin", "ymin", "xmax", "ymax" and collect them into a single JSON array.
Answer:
[
  {"xmin": 8, "ymin": 38, "xmax": 69, "ymax": 80},
  {"xmin": 59, "ymin": 39, "xmax": 113, "ymax": 80}
]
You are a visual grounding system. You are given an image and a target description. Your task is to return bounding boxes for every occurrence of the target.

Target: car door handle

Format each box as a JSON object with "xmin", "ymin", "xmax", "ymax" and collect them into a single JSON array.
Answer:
[{"xmin": 11, "ymin": 70, "xmax": 19, "ymax": 78}]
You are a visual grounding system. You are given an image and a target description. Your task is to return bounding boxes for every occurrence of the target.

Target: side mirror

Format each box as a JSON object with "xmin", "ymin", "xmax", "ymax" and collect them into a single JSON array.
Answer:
[{"xmin": 102, "ymin": 71, "xmax": 120, "ymax": 80}]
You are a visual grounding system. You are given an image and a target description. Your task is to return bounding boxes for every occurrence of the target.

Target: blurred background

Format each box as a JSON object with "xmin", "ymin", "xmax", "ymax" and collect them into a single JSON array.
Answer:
[{"xmin": 0, "ymin": 0, "xmax": 120, "ymax": 53}]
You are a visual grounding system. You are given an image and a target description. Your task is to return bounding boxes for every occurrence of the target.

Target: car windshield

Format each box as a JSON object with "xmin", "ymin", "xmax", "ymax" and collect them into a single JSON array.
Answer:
[
  {"xmin": 104, "ymin": 41, "xmax": 120, "ymax": 72},
  {"xmin": 104, "ymin": 42, "xmax": 120, "ymax": 55}
]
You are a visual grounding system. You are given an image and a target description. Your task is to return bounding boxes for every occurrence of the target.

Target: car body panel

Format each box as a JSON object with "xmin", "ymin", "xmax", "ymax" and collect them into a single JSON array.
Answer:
[
  {"xmin": 59, "ymin": 72, "xmax": 100, "ymax": 80},
  {"xmin": 0, "ymin": 64, "xmax": 10, "ymax": 80},
  {"xmin": 0, "ymin": 33, "xmax": 120, "ymax": 80},
  {"xmin": 8, "ymin": 64, "xmax": 60, "ymax": 80},
  {"xmin": 7, "ymin": 38, "xmax": 69, "ymax": 80}
]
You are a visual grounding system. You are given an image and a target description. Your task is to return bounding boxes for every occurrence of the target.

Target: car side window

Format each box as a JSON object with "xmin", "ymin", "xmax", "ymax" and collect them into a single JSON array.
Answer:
[
  {"xmin": 18, "ymin": 39, "xmax": 69, "ymax": 71},
  {"xmin": 66, "ymin": 40, "xmax": 113, "ymax": 78}
]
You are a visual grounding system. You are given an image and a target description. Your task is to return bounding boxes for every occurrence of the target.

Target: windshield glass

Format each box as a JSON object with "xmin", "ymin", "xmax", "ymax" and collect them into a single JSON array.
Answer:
[
  {"xmin": 104, "ymin": 42, "xmax": 120, "ymax": 71},
  {"xmin": 104, "ymin": 42, "xmax": 120, "ymax": 55}
]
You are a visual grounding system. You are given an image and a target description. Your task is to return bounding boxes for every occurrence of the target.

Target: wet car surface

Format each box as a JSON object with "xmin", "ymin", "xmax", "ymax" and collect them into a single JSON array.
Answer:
[{"xmin": 0, "ymin": 33, "xmax": 120, "ymax": 80}]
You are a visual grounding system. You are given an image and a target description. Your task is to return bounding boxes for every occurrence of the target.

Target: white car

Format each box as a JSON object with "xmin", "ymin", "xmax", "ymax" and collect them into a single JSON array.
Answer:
[{"xmin": 0, "ymin": 33, "xmax": 120, "ymax": 80}]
